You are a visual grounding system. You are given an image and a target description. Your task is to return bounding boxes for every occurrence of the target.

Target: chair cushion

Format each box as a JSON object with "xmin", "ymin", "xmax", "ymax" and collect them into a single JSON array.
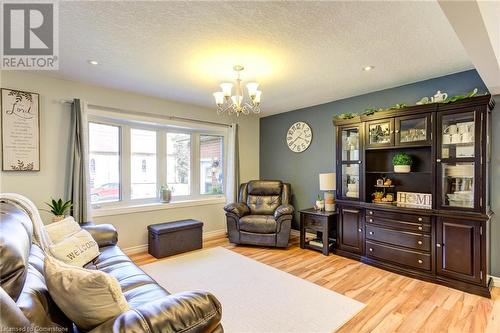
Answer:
[
  {"xmin": 247, "ymin": 195, "xmax": 281, "ymax": 215},
  {"xmin": 239, "ymin": 215, "xmax": 277, "ymax": 234},
  {"xmin": 247, "ymin": 180, "xmax": 283, "ymax": 196}
]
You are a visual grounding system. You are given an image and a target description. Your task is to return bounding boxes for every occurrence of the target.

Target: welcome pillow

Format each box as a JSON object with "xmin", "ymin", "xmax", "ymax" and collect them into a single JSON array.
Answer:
[
  {"xmin": 44, "ymin": 256, "xmax": 130, "ymax": 331},
  {"xmin": 45, "ymin": 216, "xmax": 81, "ymax": 243},
  {"xmin": 49, "ymin": 229, "xmax": 100, "ymax": 267}
]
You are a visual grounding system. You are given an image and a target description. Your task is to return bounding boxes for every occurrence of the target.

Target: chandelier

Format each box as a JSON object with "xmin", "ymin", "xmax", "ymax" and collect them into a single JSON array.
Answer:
[{"xmin": 213, "ymin": 65, "xmax": 261, "ymax": 116}]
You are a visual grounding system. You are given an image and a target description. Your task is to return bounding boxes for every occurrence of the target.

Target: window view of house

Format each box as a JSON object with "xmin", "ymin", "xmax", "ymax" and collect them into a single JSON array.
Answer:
[
  {"xmin": 131, "ymin": 129, "xmax": 157, "ymax": 199},
  {"xmin": 166, "ymin": 133, "xmax": 191, "ymax": 196},
  {"xmin": 200, "ymin": 135, "xmax": 224, "ymax": 195},
  {"xmin": 89, "ymin": 122, "xmax": 120, "ymax": 203}
]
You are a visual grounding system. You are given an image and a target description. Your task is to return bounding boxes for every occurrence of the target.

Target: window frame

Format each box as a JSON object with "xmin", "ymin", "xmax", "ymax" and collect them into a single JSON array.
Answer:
[{"xmin": 88, "ymin": 111, "xmax": 227, "ymax": 211}]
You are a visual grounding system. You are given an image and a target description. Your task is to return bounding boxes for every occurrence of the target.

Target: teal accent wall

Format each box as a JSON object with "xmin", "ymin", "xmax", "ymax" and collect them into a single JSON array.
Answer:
[{"xmin": 260, "ymin": 70, "xmax": 500, "ymax": 276}]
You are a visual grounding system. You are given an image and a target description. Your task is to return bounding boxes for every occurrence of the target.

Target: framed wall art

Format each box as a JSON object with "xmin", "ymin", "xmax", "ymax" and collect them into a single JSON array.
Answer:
[{"xmin": 1, "ymin": 88, "xmax": 40, "ymax": 171}]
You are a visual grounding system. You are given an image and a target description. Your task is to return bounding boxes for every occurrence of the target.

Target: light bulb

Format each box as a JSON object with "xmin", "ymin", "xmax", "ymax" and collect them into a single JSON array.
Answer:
[
  {"xmin": 213, "ymin": 92, "xmax": 224, "ymax": 105},
  {"xmin": 246, "ymin": 82, "xmax": 259, "ymax": 97},
  {"xmin": 231, "ymin": 95, "xmax": 243, "ymax": 107},
  {"xmin": 220, "ymin": 83, "xmax": 233, "ymax": 97},
  {"xmin": 254, "ymin": 90, "xmax": 262, "ymax": 104}
]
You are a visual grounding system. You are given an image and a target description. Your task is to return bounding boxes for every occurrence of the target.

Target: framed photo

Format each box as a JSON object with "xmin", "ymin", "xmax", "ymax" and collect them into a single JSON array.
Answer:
[{"xmin": 1, "ymin": 88, "xmax": 40, "ymax": 171}]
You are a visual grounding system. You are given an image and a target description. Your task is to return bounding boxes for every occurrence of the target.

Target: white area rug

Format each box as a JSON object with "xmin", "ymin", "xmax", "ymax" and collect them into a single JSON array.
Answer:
[{"xmin": 142, "ymin": 247, "xmax": 364, "ymax": 333}]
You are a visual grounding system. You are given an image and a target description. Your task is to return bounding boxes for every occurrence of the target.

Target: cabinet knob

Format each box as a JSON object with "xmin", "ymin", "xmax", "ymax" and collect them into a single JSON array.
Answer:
[
  {"xmin": 369, "ymin": 231, "xmax": 374, "ymax": 235},
  {"xmin": 369, "ymin": 211, "xmax": 373, "ymax": 215},
  {"xmin": 395, "ymin": 130, "xmax": 400, "ymax": 133},
  {"xmin": 418, "ymin": 240, "xmax": 423, "ymax": 245},
  {"xmin": 418, "ymin": 217, "xmax": 423, "ymax": 222},
  {"xmin": 418, "ymin": 259, "xmax": 423, "ymax": 264},
  {"xmin": 369, "ymin": 218, "xmax": 373, "ymax": 222},
  {"xmin": 358, "ymin": 228, "xmax": 362, "ymax": 232},
  {"xmin": 436, "ymin": 159, "xmax": 441, "ymax": 163},
  {"xmin": 436, "ymin": 243, "xmax": 441, "ymax": 248},
  {"xmin": 418, "ymin": 226, "xmax": 423, "ymax": 231},
  {"xmin": 358, "ymin": 160, "xmax": 362, "ymax": 164},
  {"xmin": 369, "ymin": 248, "xmax": 373, "ymax": 252},
  {"xmin": 390, "ymin": 130, "xmax": 394, "ymax": 134}
]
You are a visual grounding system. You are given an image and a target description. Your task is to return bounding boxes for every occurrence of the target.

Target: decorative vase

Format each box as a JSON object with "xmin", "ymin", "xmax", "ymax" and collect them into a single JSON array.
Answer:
[
  {"xmin": 160, "ymin": 189, "xmax": 172, "ymax": 203},
  {"xmin": 315, "ymin": 200, "xmax": 325, "ymax": 211},
  {"xmin": 394, "ymin": 165, "xmax": 411, "ymax": 173},
  {"xmin": 52, "ymin": 215, "xmax": 65, "ymax": 222}
]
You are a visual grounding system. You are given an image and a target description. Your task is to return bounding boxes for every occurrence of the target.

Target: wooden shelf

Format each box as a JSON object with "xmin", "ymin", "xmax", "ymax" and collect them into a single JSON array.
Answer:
[
  {"xmin": 366, "ymin": 171, "xmax": 432, "ymax": 174},
  {"xmin": 374, "ymin": 185, "xmax": 395, "ymax": 188}
]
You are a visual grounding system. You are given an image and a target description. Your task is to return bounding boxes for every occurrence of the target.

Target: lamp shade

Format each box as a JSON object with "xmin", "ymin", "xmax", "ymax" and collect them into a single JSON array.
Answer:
[{"xmin": 319, "ymin": 173, "xmax": 336, "ymax": 191}]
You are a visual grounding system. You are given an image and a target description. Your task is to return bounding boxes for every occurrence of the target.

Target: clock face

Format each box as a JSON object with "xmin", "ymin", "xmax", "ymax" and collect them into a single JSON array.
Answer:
[{"xmin": 286, "ymin": 121, "xmax": 312, "ymax": 153}]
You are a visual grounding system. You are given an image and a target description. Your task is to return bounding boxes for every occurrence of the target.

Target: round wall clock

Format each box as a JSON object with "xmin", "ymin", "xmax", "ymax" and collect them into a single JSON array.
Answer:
[{"xmin": 286, "ymin": 121, "xmax": 312, "ymax": 153}]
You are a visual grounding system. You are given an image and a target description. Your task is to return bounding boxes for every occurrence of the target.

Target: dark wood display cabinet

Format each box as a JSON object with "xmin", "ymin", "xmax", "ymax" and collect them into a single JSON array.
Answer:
[{"xmin": 333, "ymin": 95, "xmax": 495, "ymax": 297}]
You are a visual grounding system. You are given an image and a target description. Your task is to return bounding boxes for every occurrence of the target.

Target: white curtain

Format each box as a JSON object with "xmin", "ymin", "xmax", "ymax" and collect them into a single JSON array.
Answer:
[
  {"xmin": 226, "ymin": 123, "xmax": 240, "ymax": 203},
  {"xmin": 67, "ymin": 99, "xmax": 91, "ymax": 223}
]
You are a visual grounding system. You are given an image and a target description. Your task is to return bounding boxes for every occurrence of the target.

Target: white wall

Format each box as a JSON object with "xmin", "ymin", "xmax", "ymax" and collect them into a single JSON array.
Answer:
[{"xmin": 0, "ymin": 72, "xmax": 259, "ymax": 249}]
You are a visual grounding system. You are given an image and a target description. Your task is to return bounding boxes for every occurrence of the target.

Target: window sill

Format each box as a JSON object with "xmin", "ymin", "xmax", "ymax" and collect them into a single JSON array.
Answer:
[{"xmin": 91, "ymin": 197, "xmax": 226, "ymax": 218}]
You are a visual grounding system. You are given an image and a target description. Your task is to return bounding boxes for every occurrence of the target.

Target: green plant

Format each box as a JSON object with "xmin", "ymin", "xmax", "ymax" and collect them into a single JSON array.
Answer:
[
  {"xmin": 46, "ymin": 198, "xmax": 72, "ymax": 216},
  {"xmin": 392, "ymin": 152, "xmax": 413, "ymax": 166},
  {"xmin": 160, "ymin": 185, "xmax": 171, "ymax": 191},
  {"xmin": 442, "ymin": 88, "xmax": 479, "ymax": 104},
  {"xmin": 334, "ymin": 112, "xmax": 358, "ymax": 120},
  {"xmin": 316, "ymin": 194, "xmax": 323, "ymax": 201}
]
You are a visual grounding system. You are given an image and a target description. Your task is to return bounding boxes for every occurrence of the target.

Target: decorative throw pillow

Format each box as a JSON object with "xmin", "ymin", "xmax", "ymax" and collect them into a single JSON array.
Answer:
[
  {"xmin": 44, "ymin": 256, "xmax": 130, "ymax": 331},
  {"xmin": 49, "ymin": 229, "xmax": 100, "ymax": 267},
  {"xmin": 45, "ymin": 216, "xmax": 81, "ymax": 243}
]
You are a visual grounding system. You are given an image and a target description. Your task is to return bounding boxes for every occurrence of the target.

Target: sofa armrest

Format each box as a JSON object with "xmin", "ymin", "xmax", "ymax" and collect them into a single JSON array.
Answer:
[
  {"xmin": 89, "ymin": 291, "xmax": 222, "ymax": 333},
  {"xmin": 224, "ymin": 202, "xmax": 250, "ymax": 218},
  {"xmin": 81, "ymin": 222, "xmax": 118, "ymax": 247},
  {"xmin": 274, "ymin": 204, "xmax": 294, "ymax": 220}
]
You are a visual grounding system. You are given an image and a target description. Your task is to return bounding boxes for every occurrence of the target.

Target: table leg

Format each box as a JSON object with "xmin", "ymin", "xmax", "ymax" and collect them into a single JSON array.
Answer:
[
  {"xmin": 300, "ymin": 214, "xmax": 305, "ymax": 249},
  {"xmin": 322, "ymin": 224, "xmax": 329, "ymax": 256}
]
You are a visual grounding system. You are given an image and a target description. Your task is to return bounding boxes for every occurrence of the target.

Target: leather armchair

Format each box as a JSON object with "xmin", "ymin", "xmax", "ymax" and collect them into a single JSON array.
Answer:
[{"xmin": 224, "ymin": 180, "xmax": 294, "ymax": 248}]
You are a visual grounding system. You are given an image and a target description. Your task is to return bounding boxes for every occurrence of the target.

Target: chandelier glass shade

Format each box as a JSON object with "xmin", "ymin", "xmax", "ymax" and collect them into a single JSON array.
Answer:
[{"xmin": 213, "ymin": 65, "xmax": 261, "ymax": 116}]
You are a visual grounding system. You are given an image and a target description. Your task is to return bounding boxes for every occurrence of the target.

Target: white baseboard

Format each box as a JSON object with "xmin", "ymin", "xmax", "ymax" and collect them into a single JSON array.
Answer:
[
  {"xmin": 488, "ymin": 275, "xmax": 500, "ymax": 287},
  {"xmin": 123, "ymin": 228, "xmax": 227, "ymax": 255}
]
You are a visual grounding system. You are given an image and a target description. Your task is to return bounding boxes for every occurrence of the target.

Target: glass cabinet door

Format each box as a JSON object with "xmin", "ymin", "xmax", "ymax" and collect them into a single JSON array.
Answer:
[
  {"xmin": 341, "ymin": 163, "xmax": 360, "ymax": 199},
  {"xmin": 439, "ymin": 111, "xmax": 476, "ymax": 159},
  {"xmin": 441, "ymin": 162, "xmax": 475, "ymax": 209},
  {"xmin": 395, "ymin": 114, "xmax": 431, "ymax": 146},
  {"xmin": 366, "ymin": 119, "xmax": 394, "ymax": 148},
  {"xmin": 437, "ymin": 110, "xmax": 479, "ymax": 211},
  {"xmin": 341, "ymin": 128, "xmax": 360, "ymax": 161}
]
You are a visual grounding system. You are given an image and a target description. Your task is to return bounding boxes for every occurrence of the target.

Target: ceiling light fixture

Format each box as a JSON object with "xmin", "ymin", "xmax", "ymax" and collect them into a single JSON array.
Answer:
[
  {"xmin": 363, "ymin": 65, "xmax": 375, "ymax": 71},
  {"xmin": 213, "ymin": 65, "xmax": 261, "ymax": 116},
  {"xmin": 88, "ymin": 60, "xmax": 99, "ymax": 65}
]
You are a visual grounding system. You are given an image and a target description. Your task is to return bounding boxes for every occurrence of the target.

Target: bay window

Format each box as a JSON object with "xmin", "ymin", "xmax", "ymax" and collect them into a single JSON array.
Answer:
[{"xmin": 88, "ymin": 114, "xmax": 226, "ymax": 209}]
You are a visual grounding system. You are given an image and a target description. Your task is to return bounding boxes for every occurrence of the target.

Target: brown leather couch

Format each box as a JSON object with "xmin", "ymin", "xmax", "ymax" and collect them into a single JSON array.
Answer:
[
  {"xmin": 0, "ymin": 201, "xmax": 223, "ymax": 332},
  {"xmin": 224, "ymin": 180, "xmax": 294, "ymax": 248}
]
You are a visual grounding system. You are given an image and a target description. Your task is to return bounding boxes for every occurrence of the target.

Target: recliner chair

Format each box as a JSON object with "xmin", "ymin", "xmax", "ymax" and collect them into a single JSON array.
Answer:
[{"xmin": 224, "ymin": 180, "xmax": 294, "ymax": 248}]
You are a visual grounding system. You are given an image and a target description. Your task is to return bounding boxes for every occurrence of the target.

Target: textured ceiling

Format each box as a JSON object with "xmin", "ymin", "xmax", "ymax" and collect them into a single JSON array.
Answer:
[{"xmin": 49, "ymin": 1, "xmax": 472, "ymax": 115}]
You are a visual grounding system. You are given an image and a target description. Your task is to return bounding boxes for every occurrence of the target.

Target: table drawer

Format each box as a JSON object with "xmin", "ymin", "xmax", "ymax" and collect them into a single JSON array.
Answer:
[
  {"xmin": 366, "ymin": 224, "xmax": 430, "ymax": 252},
  {"xmin": 303, "ymin": 215, "xmax": 325, "ymax": 230},
  {"xmin": 366, "ymin": 216, "xmax": 430, "ymax": 233},
  {"xmin": 366, "ymin": 240, "xmax": 431, "ymax": 271},
  {"xmin": 365, "ymin": 209, "xmax": 430, "ymax": 224}
]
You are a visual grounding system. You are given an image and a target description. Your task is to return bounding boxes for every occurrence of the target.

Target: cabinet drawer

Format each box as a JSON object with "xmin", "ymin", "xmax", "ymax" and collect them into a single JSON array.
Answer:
[
  {"xmin": 303, "ymin": 215, "xmax": 325, "ymax": 231},
  {"xmin": 366, "ymin": 240, "xmax": 431, "ymax": 271},
  {"xmin": 366, "ymin": 216, "xmax": 430, "ymax": 233},
  {"xmin": 366, "ymin": 224, "xmax": 430, "ymax": 252},
  {"xmin": 365, "ymin": 209, "xmax": 430, "ymax": 224}
]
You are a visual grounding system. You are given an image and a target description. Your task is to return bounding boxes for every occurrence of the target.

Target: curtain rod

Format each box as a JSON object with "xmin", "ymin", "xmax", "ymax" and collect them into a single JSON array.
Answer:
[{"xmin": 60, "ymin": 99, "xmax": 232, "ymax": 128}]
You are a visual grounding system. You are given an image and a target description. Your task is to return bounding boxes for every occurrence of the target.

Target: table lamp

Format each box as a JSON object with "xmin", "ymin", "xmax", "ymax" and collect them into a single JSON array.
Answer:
[{"xmin": 319, "ymin": 173, "xmax": 336, "ymax": 212}]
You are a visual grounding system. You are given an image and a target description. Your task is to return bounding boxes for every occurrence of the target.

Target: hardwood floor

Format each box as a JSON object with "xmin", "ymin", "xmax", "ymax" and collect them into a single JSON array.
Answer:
[{"xmin": 131, "ymin": 235, "xmax": 500, "ymax": 333}]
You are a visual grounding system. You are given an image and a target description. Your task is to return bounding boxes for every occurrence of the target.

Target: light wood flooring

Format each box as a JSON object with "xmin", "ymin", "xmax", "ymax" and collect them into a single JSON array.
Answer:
[{"xmin": 131, "ymin": 235, "xmax": 500, "ymax": 333}]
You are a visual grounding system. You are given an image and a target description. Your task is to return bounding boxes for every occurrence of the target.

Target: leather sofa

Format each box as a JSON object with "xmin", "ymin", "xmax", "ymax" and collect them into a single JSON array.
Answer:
[
  {"xmin": 0, "ymin": 201, "xmax": 223, "ymax": 332},
  {"xmin": 224, "ymin": 180, "xmax": 294, "ymax": 248}
]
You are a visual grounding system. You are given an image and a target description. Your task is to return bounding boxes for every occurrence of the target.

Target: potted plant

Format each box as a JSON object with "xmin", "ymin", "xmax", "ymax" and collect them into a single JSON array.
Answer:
[
  {"xmin": 159, "ymin": 185, "xmax": 172, "ymax": 203},
  {"xmin": 315, "ymin": 194, "xmax": 325, "ymax": 211},
  {"xmin": 392, "ymin": 152, "xmax": 412, "ymax": 173},
  {"xmin": 46, "ymin": 198, "xmax": 72, "ymax": 222}
]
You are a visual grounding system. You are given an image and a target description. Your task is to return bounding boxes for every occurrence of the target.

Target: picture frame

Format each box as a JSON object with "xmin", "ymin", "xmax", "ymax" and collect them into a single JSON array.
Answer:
[{"xmin": 1, "ymin": 88, "xmax": 40, "ymax": 171}]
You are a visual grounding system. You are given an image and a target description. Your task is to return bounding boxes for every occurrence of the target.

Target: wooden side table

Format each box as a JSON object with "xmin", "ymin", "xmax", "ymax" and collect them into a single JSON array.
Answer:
[{"xmin": 300, "ymin": 208, "xmax": 337, "ymax": 256}]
